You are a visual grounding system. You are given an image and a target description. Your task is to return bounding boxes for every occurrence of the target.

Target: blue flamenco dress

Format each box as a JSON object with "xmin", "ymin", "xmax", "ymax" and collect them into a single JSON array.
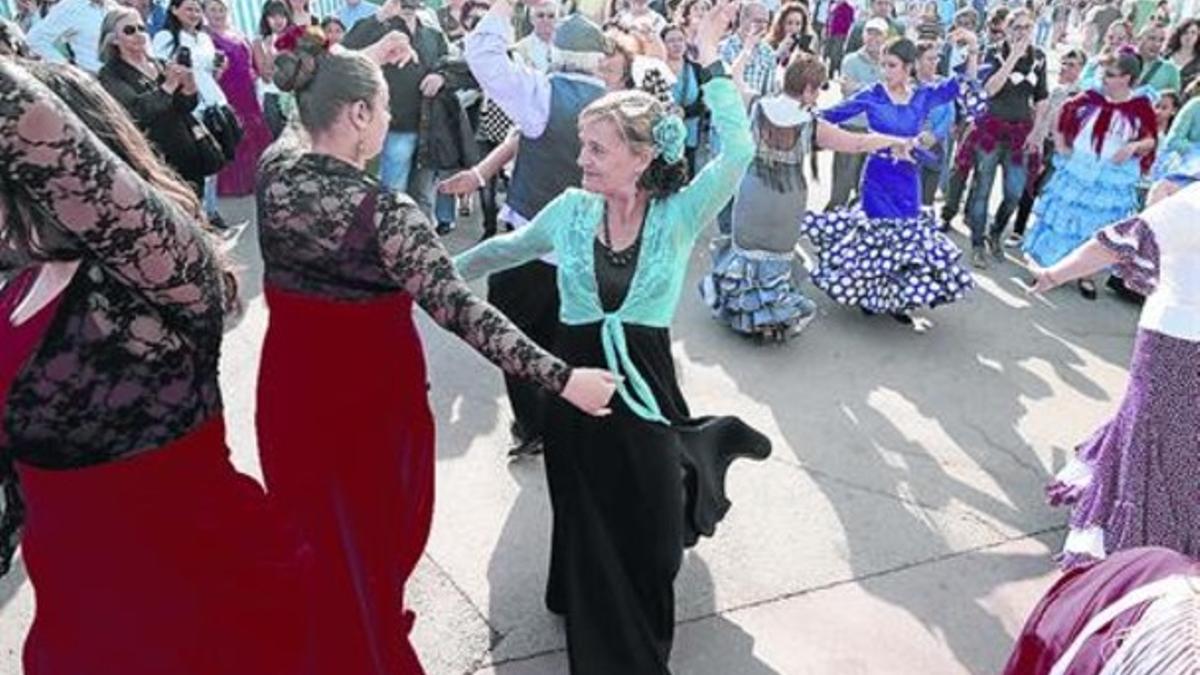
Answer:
[
  {"xmin": 801, "ymin": 78, "xmax": 980, "ymax": 314},
  {"xmin": 1024, "ymin": 91, "xmax": 1158, "ymax": 266}
]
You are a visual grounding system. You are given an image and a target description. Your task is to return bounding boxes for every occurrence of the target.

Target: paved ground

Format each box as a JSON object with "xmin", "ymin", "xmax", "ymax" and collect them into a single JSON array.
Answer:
[{"xmin": 0, "ymin": 100, "xmax": 1142, "ymax": 674}]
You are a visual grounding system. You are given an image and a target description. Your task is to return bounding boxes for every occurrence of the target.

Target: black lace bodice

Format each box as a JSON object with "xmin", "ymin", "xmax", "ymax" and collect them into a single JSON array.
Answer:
[
  {"xmin": 256, "ymin": 133, "xmax": 570, "ymax": 393},
  {"xmin": 0, "ymin": 58, "xmax": 229, "ymax": 470}
]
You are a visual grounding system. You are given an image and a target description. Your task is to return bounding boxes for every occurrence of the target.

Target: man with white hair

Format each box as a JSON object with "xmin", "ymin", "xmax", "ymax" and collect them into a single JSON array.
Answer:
[
  {"xmin": 512, "ymin": 0, "xmax": 558, "ymax": 71},
  {"xmin": 464, "ymin": 1, "xmax": 627, "ymax": 455}
]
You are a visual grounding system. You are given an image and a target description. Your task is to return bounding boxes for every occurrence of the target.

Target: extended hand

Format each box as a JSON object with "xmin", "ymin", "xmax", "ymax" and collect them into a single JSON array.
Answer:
[
  {"xmin": 437, "ymin": 169, "xmax": 483, "ymax": 195},
  {"xmin": 891, "ymin": 138, "xmax": 916, "ymax": 162},
  {"xmin": 561, "ymin": 368, "xmax": 619, "ymax": 417},
  {"xmin": 1027, "ymin": 266, "xmax": 1060, "ymax": 294}
]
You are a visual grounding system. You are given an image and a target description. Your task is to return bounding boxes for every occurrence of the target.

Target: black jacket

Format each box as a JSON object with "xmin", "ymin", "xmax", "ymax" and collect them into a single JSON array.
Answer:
[
  {"xmin": 342, "ymin": 16, "xmax": 449, "ymax": 133},
  {"xmin": 98, "ymin": 58, "xmax": 206, "ymax": 182},
  {"xmin": 417, "ymin": 87, "xmax": 480, "ymax": 171}
]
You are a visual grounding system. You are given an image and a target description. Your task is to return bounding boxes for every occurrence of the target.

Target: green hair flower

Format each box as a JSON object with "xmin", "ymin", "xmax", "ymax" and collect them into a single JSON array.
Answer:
[{"xmin": 651, "ymin": 113, "xmax": 687, "ymax": 165}]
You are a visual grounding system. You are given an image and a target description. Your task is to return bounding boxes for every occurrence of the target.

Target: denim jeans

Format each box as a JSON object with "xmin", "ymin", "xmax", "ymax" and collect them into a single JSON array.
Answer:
[
  {"xmin": 965, "ymin": 143, "xmax": 1026, "ymax": 247},
  {"xmin": 203, "ymin": 175, "xmax": 219, "ymax": 218},
  {"xmin": 380, "ymin": 131, "xmax": 436, "ymax": 220}
]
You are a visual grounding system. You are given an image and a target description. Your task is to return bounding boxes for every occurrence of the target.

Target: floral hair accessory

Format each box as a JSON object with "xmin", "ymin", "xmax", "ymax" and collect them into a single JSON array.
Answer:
[
  {"xmin": 275, "ymin": 25, "xmax": 332, "ymax": 54},
  {"xmin": 651, "ymin": 113, "xmax": 687, "ymax": 164}
]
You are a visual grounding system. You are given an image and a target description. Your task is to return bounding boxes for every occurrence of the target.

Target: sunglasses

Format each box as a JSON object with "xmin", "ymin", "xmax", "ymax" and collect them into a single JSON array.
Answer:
[
  {"xmin": 1011, "ymin": 23, "xmax": 1034, "ymax": 31},
  {"xmin": 122, "ymin": 23, "xmax": 147, "ymax": 35},
  {"xmin": 1103, "ymin": 69, "xmax": 1123, "ymax": 78},
  {"xmin": 532, "ymin": 11, "xmax": 556, "ymax": 18}
]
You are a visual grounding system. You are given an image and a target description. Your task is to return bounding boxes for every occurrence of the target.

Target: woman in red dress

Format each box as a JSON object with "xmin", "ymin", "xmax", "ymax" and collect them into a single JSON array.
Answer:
[
  {"xmin": 0, "ymin": 59, "xmax": 313, "ymax": 675},
  {"xmin": 254, "ymin": 30, "xmax": 616, "ymax": 674}
]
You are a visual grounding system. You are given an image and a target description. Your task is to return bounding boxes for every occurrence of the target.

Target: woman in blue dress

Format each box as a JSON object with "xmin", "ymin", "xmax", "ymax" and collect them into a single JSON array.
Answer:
[{"xmin": 802, "ymin": 37, "xmax": 984, "ymax": 326}]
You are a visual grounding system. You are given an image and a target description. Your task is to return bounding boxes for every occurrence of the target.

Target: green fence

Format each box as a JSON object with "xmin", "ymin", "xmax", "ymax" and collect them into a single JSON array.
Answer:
[{"xmin": 231, "ymin": 0, "xmax": 350, "ymax": 36}]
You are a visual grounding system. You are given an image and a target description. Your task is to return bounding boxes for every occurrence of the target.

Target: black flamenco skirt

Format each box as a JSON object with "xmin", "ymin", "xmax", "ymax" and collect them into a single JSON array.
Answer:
[{"xmin": 543, "ymin": 322, "xmax": 771, "ymax": 675}]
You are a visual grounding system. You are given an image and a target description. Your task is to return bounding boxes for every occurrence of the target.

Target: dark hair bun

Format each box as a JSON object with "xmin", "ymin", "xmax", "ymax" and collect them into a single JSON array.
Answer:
[
  {"xmin": 885, "ymin": 37, "xmax": 918, "ymax": 64},
  {"xmin": 273, "ymin": 29, "xmax": 328, "ymax": 93},
  {"xmin": 638, "ymin": 155, "xmax": 689, "ymax": 197}
]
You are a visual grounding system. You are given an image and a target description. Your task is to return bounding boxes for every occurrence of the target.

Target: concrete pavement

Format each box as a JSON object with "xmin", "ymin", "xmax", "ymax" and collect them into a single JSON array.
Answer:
[{"xmin": 0, "ymin": 155, "xmax": 1141, "ymax": 675}]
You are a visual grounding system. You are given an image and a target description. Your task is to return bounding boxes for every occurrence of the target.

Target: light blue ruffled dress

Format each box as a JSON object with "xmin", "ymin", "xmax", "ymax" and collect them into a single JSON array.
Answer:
[{"xmin": 1024, "ymin": 104, "xmax": 1148, "ymax": 266}]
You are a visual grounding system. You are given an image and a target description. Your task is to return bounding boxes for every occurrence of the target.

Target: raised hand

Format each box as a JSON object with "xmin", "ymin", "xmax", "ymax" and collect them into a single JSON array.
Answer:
[
  {"xmin": 693, "ymin": 0, "xmax": 735, "ymax": 64},
  {"xmin": 363, "ymin": 30, "xmax": 414, "ymax": 67}
]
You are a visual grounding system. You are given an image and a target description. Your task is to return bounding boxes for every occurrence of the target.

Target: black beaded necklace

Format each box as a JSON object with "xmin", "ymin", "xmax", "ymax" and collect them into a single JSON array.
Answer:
[{"xmin": 600, "ymin": 203, "xmax": 644, "ymax": 268}]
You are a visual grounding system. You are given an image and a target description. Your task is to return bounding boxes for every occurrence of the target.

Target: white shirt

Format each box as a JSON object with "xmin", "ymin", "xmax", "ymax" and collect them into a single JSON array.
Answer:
[
  {"xmin": 1137, "ymin": 182, "xmax": 1200, "ymax": 341},
  {"xmin": 152, "ymin": 29, "xmax": 228, "ymax": 113},
  {"xmin": 26, "ymin": 0, "xmax": 112, "ymax": 73}
]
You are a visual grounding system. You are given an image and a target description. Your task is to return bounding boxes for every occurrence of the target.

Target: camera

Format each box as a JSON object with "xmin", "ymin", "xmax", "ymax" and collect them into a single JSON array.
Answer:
[{"xmin": 175, "ymin": 46, "xmax": 192, "ymax": 68}]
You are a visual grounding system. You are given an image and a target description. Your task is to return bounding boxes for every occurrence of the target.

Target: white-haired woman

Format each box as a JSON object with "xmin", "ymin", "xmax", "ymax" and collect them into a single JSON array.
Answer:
[
  {"xmin": 98, "ymin": 6, "xmax": 212, "ymax": 196},
  {"xmin": 454, "ymin": 2, "xmax": 771, "ymax": 672}
]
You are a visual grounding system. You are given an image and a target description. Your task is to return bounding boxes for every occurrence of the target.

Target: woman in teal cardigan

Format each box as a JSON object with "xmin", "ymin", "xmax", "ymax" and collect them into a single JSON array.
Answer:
[{"xmin": 454, "ymin": 3, "xmax": 769, "ymax": 672}]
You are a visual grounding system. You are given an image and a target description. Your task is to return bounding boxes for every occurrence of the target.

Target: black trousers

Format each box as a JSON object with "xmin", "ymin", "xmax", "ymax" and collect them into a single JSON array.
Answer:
[{"xmin": 486, "ymin": 257, "xmax": 560, "ymax": 441}]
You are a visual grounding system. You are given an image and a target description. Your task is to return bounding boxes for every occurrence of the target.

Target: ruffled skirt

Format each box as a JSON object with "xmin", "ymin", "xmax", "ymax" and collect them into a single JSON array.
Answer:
[
  {"xmin": 1046, "ymin": 329, "xmax": 1200, "ymax": 569},
  {"xmin": 699, "ymin": 236, "xmax": 817, "ymax": 340},
  {"xmin": 800, "ymin": 206, "xmax": 973, "ymax": 313},
  {"xmin": 1024, "ymin": 152, "xmax": 1142, "ymax": 266}
]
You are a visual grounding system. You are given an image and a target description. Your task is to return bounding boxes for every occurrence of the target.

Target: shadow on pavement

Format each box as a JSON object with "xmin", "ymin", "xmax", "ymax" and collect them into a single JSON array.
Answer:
[
  {"xmin": 673, "ymin": 256, "xmax": 1139, "ymax": 673},
  {"xmin": 483, "ymin": 461, "xmax": 779, "ymax": 674}
]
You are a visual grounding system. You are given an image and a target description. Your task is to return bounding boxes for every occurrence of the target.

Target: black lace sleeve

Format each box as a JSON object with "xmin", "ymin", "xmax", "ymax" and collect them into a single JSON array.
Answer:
[
  {"xmin": 373, "ymin": 192, "xmax": 571, "ymax": 394},
  {"xmin": 0, "ymin": 58, "xmax": 225, "ymax": 328}
]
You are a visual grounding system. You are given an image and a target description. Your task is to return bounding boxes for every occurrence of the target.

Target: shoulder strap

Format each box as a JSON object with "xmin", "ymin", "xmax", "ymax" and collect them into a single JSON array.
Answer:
[{"xmin": 1140, "ymin": 59, "xmax": 1164, "ymax": 86}]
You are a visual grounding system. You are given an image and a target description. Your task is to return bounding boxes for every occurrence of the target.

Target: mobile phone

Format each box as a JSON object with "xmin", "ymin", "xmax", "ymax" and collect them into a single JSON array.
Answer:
[{"xmin": 176, "ymin": 46, "xmax": 192, "ymax": 68}]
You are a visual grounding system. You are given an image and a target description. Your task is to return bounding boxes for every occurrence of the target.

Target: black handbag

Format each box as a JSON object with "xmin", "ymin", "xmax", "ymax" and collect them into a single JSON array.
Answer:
[
  {"xmin": 202, "ymin": 104, "xmax": 243, "ymax": 162},
  {"xmin": 187, "ymin": 115, "xmax": 228, "ymax": 177}
]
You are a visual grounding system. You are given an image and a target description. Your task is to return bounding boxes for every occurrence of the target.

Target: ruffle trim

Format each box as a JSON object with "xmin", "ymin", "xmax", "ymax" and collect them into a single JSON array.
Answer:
[
  {"xmin": 1096, "ymin": 217, "xmax": 1160, "ymax": 296},
  {"xmin": 699, "ymin": 238, "xmax": 817, "ymax": 339},
  {"xmin": 1046, "ymin": 456, "xmax": 1094, "ymax": 507},
  {"xmin": 800, "ymin": 207, "xmax": 974, "ymax": 313},
  {"xmin": 1025, "ymin": 168, "xmax": 1142, "ymax": 266}
]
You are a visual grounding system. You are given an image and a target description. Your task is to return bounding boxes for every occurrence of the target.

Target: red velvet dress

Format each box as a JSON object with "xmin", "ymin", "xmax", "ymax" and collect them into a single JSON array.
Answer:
[
  {"xmin": 255, "ymin": 144, "xmax": 571, "ymax": 674},
  {"xmin": 2, "ymin": 268, "xmax": 314, "ymax": 675},
  {"xmin": 258, "ymin": 287, "xmax": 434, "ymax": 674}
]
